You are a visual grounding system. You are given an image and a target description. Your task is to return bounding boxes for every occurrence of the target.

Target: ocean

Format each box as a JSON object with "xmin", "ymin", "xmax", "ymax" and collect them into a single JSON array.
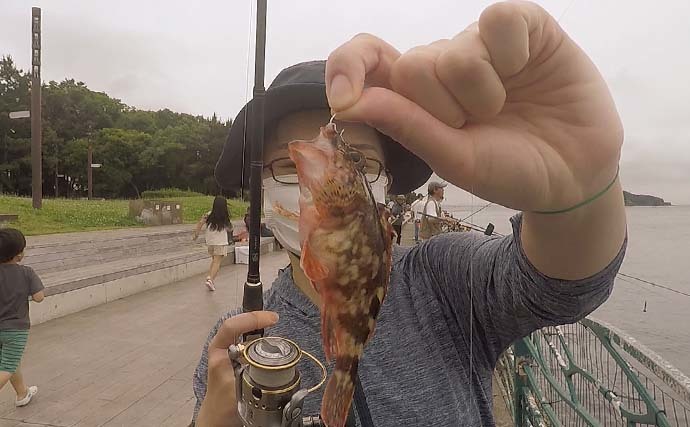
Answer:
[{"xmin": 446, "ymin": 204, "xmax": 690, "ymax": 375}]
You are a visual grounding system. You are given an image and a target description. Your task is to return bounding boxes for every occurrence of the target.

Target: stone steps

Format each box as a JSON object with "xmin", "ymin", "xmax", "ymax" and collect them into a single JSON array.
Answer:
[{"xmin": 24, "ymin": 223, "xmax": 279, "ymax": 325}]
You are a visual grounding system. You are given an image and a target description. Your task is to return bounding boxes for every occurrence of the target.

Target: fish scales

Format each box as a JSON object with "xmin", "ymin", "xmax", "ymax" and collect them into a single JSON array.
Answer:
[{"xmin": 288, "ymin": 123, "xmax": 394, "ymax": 427}]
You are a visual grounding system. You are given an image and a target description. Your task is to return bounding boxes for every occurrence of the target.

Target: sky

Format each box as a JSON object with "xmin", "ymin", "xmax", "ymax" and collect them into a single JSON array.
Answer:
[{"xmin": 1, "ymin": 0, "xmax": 689, "ymax": 205}]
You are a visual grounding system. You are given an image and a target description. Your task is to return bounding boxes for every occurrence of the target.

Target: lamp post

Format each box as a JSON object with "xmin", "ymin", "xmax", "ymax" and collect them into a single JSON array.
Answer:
[{"xmin": 30, "ymin": 7, "xmax": 42, "ymax": 209}]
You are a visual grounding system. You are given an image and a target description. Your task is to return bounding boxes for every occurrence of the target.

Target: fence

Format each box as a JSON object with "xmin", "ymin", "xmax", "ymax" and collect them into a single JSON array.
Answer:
[{"xmin": 495, "ymin": 317, "xmax": 690, "ymax": 426}]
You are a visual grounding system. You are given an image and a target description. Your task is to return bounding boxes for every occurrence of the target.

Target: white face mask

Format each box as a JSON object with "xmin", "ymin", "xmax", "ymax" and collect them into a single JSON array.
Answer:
[{"xmin": 263, "ymin": 174, "xmax": 388, "ymax": 256}]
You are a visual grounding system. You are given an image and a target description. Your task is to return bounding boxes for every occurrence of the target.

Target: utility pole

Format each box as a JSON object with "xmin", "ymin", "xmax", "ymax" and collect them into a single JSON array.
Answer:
[
  {"xmin": 54, "ymin": 140, "xmax": 59, "ymax": 198},
  {"xmin": 87, "ymin": 140, "xmax": 92, "ymax": 200},
  {"xmin": 30, "ymin": 7, "xmax": 42, "ymax": 209},
  {"xmin": 1, "ymin": 129, "xmax": 5, "ymax": 194}
]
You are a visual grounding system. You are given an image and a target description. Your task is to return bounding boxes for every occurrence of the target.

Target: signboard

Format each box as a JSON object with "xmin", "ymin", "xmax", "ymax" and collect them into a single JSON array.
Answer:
[
  {"xmin": 90, "ymin": 163, "xmax": 102, "ymax": 168},
  {"xmin": 9, "ymin": 111, "xmax": 30, "ymax": 119}
]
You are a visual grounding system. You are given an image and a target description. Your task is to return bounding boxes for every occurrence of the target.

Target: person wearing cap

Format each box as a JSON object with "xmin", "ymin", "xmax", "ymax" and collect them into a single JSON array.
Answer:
[
  {"xmin": 193, "ymin": 3, "xmax": 627, "ymax": 426},
  {"xmin": 419, "ymin": 181, "xmax": 447, "ymax": 240}
]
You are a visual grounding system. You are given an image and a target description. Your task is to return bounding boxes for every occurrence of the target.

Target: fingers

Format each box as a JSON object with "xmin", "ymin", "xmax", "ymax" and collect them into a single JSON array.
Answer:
[
  {"xmin": 326, "ymin": 33, "xmax": 401, "ymax": 112},
  {"xmin": 389, "ymin": 41, "xmax": 468, "ymax": 128},
  {"xmin": 208, "ymin": 311, "xmax": 279, "ymax": 352},
  {"xmin": 338, "ymin": 86, "xmax": 476, "ymax": 182},
  {"xmin": 478, "ymin": 1, "xmax": 534, "ymax": 78},
  {"xmin": 436, "ymin": 28, "xmax": 506, "ymax": 119}
]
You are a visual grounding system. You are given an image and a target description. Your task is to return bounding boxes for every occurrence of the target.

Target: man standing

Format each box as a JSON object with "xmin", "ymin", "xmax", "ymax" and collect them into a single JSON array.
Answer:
[
  {"xmin": 390, "ymin": 195, "xmax": 406, "ymax": 245},
  {"xmin": 419, "ymin": 181, "xmax": 447, "ymax": 240}
]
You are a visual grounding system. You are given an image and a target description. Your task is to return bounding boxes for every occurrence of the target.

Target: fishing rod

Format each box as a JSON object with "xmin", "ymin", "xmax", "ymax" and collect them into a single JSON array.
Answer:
[
  {"xmin": 242, "ymin": 0, "xmax": 267, "ymax": 343},
  {"xmin": 231, "ymin": 2, "xmax": 329, "ymax": 426},
  {"xmin": 441, "ymin": 215, "xmax": 499, "ymax": 236},
  {"xmin": 460, "ymin": 202, "xmax": 493, "ymax": 222}
]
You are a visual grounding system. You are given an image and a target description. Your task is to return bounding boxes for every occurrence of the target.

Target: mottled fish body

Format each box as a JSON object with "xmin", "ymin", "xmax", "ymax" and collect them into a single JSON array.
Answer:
[{"xmin": 288, "ymin": 124, "xmax": 394, "ymax": 427}]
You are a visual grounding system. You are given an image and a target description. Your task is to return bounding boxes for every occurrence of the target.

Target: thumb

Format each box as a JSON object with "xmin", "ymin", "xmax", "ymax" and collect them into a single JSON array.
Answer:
[
  {"xmin": 209, "ymin": 311, "xmax": 280, "ymax": 352},
  {"xmin": 335, "ymin": 86, "xmax": 477, "ymax": 183}
]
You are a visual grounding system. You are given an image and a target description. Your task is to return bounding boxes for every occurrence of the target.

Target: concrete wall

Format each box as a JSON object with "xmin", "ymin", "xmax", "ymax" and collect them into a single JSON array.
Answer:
[
  {"xmin": 29, "ymin": 237, "xmax": 276, "ymax": 326},
  {"xmin": 30, "ymin": 256, "xmax": 211, "ymax": 325}
]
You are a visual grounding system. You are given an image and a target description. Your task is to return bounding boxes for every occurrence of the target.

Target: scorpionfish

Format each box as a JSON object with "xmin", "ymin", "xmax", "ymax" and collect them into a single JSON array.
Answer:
[{"xmin": 288, "ymin": 123, "xmax": 394, "ymax": 427}]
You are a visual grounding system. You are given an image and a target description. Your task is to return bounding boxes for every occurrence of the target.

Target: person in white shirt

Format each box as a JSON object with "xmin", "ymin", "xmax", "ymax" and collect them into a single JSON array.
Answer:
[
  {"xmin": 420, "ymin": 181, "xmax": 447, "ymax": 240},
  {"xmin": 193, "ymin": 196, "xmax": 234, "ymax": 291},
  {"xmin": 409, "ymin": 193, "xmax": 425, "ymax": 243}
]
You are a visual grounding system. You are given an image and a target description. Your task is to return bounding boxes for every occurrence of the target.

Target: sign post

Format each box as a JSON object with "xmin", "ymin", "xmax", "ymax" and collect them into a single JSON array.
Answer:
[{"xmin": 30, "ymin": 7, "xmax": 42, "ymax": 209}]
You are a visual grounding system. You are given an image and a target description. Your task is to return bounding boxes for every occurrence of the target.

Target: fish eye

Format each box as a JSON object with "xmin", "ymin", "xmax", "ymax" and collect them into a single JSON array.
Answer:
[{"xmin": 347, "ymin": 151, "xmax": 364, "ymax": 165}]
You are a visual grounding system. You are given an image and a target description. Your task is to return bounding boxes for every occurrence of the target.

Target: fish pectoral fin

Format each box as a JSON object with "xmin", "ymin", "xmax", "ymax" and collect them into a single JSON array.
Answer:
[
  {"xmin": 321, "ymin": 306, "xmax": 337, "ymax": 361},
  {"xmin": 300, "ymin": 239, "xmax": 329, "ymax": 282}
]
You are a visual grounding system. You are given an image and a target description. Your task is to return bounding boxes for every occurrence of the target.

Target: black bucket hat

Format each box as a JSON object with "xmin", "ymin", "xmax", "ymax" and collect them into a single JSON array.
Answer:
[{"xmin": 214, "ymin": 60, "xmax": 432, "ymax": 195}]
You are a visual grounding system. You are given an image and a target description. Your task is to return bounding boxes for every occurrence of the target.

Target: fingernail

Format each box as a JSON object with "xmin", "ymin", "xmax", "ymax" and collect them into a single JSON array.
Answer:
[
  {"xmin": 328, "ymin": 74, "xmax": 353, "ymax": 110},
  {"xmin": 270, "ymin": 312, "xmax": 279, "ymax": 323}
]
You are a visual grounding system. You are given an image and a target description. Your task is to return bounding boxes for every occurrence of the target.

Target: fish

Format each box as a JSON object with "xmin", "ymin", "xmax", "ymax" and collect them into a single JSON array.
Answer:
[{"xmin": 288, "ymin": 123, "xmax": 394, "ymax": 427}]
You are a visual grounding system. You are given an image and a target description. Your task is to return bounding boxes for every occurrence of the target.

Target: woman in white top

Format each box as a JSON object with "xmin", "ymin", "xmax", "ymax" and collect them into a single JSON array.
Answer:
[{"xmin": 193, "ymin": 196, "xmax": 234, "ymax": 291}]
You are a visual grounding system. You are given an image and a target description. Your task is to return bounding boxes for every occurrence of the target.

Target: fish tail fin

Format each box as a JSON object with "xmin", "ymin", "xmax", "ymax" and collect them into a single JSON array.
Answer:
[{"xmin": 321, "ymin": 356, "xmax": 359, "ymax": 427}]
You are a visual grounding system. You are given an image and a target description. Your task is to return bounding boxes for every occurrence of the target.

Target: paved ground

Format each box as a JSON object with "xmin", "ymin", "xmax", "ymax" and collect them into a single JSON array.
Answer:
[
  {"xmin": 0, "ymin": 251, "xmax": 289, "ymax": 427},
  {"xmin": 1, "ymin": 239, "xmax": 513, "ymax": 426}
]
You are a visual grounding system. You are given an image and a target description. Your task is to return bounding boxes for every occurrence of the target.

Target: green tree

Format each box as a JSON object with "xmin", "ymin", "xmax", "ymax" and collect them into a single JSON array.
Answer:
[{"xmin": 1, "ymin": 54, "xmax": 233, "ymax": 199}]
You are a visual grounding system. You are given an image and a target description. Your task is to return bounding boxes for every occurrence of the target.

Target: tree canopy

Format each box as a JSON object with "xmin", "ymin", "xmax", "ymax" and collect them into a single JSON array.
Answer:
[{"xmin": 0, "ymin": 55, "xmax": 231, "ymax": 199}]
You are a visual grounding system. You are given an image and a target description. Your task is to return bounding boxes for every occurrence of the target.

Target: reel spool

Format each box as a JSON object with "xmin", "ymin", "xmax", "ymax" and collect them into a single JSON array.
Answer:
[{"xmin": 230, "ymin": 337, "xmax": 327, "ymax": 427}]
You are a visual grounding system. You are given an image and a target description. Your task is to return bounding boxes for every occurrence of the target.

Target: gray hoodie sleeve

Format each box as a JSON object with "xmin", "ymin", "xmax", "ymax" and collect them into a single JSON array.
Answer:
[{"xmin": 406, "ymin": 213, "xmax": 626, "ymax": 364}]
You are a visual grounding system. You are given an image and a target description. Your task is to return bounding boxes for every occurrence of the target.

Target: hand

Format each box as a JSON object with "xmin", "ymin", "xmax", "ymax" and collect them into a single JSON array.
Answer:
[
  {"xmin": 192, "ymin": 232, "xmax": 198, "ymax": 241},
  {"xmin": 196, "ymin": 311, "xmax": 279, "ymax": 427},
  {"xmin": 326, "ymin": 1, "xmax": 622, "ymax": 212}
]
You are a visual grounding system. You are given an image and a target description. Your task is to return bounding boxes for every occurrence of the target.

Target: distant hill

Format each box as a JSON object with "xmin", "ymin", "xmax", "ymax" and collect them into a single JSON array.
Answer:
[{"xmin": 623, "ymin": 191, "xmax": 671, "ymax": 206}]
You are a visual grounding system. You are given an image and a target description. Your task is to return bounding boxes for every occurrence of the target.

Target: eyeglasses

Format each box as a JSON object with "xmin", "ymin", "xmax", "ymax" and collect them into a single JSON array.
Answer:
[{"xmin": 264, "ymin": 156, "xmax": 387, "ymax": 185}]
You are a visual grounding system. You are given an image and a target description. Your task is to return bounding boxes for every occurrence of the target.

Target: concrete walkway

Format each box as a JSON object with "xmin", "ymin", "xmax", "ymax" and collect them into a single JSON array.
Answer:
[
  {"xmin": 4, "ymin": 229, "xmax": 514, "ymax": 426},
  {"xmin": 0, "ymin": 251, "xmax": 289, "ymax": 427}
]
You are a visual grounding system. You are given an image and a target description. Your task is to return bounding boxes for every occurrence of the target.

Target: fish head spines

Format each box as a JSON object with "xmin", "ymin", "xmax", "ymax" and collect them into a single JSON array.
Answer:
[
  {"xmin": 302, "ymin": 144, "xmax": 368, "ymax": 215},
  {"xmin": 315, "ymin": 174, "xmax": 368, "ymax": 216}
]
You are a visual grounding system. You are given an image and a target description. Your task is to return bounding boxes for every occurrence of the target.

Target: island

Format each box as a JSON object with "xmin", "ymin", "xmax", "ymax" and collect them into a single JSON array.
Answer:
[{"xmin": 623, "ymin": 191, "xmax": 672, "ymax": 207}]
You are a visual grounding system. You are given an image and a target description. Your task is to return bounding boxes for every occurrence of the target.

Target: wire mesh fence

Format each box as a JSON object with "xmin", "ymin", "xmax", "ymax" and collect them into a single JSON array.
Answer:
[{"xmin": 495, "ymin": 317, "xmax": 690, "ymax": 426}]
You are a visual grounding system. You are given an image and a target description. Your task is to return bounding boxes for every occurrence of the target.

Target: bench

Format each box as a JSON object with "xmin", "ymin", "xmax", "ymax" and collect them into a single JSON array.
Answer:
[{"xmin": 0, "ymin": 214, "xmax": 18, "ymax": 223}]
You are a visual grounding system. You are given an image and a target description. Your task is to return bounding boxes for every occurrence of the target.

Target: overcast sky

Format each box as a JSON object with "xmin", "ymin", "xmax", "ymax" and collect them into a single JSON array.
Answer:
[{"xmin": 2, "ymin": 0, "xmax": 689, "ymax": 204}]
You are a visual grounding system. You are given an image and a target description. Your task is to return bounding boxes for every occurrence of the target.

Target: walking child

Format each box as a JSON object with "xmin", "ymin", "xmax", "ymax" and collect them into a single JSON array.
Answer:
[
  {"xmin": 0, "ymin": 228, "xmax": 44, "ymax": 407},
  {"xmin": 193, "ymin": 196, "xmax": 234, "ymax": 291}
]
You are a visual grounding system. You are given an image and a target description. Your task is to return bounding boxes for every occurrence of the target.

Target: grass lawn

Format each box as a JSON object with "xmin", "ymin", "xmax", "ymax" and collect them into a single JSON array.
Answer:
[{"xmin": 0, "ymin": 196, "xmax": 248, "ymax": 236}]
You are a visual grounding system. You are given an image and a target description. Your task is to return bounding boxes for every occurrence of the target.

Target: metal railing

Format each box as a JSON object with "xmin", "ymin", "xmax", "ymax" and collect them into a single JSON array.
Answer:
[{"xmin": 495, "ymin": 317, "xmax": 690, "ymax": 426}]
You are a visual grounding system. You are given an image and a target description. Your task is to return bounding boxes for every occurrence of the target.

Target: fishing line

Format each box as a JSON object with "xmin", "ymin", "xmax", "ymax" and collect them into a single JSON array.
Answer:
[
  {"xmin": 239, "ymin": 0, "xmax": 255, "ymax": 199},
  {"xmin": 558, "ymin": 0, "xmax": 578, "ymax": 22},
  {"xmin": 468, "ymin": 181, "xmax": 476, "ymax": 414},
  {"xmin": 236, "ymin": 0, "xmax": 255, "ymax": 317},
  {"xmin": 460, "ymin": 202, "xmax": 493, "ymax": 222},
  {"xmin": 615, "ymin": 274, "xmax": 665, "ymax": 299},
  {"xmin": 616, "ymin": 272, "xmax": 690, "ymax": 298}
]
